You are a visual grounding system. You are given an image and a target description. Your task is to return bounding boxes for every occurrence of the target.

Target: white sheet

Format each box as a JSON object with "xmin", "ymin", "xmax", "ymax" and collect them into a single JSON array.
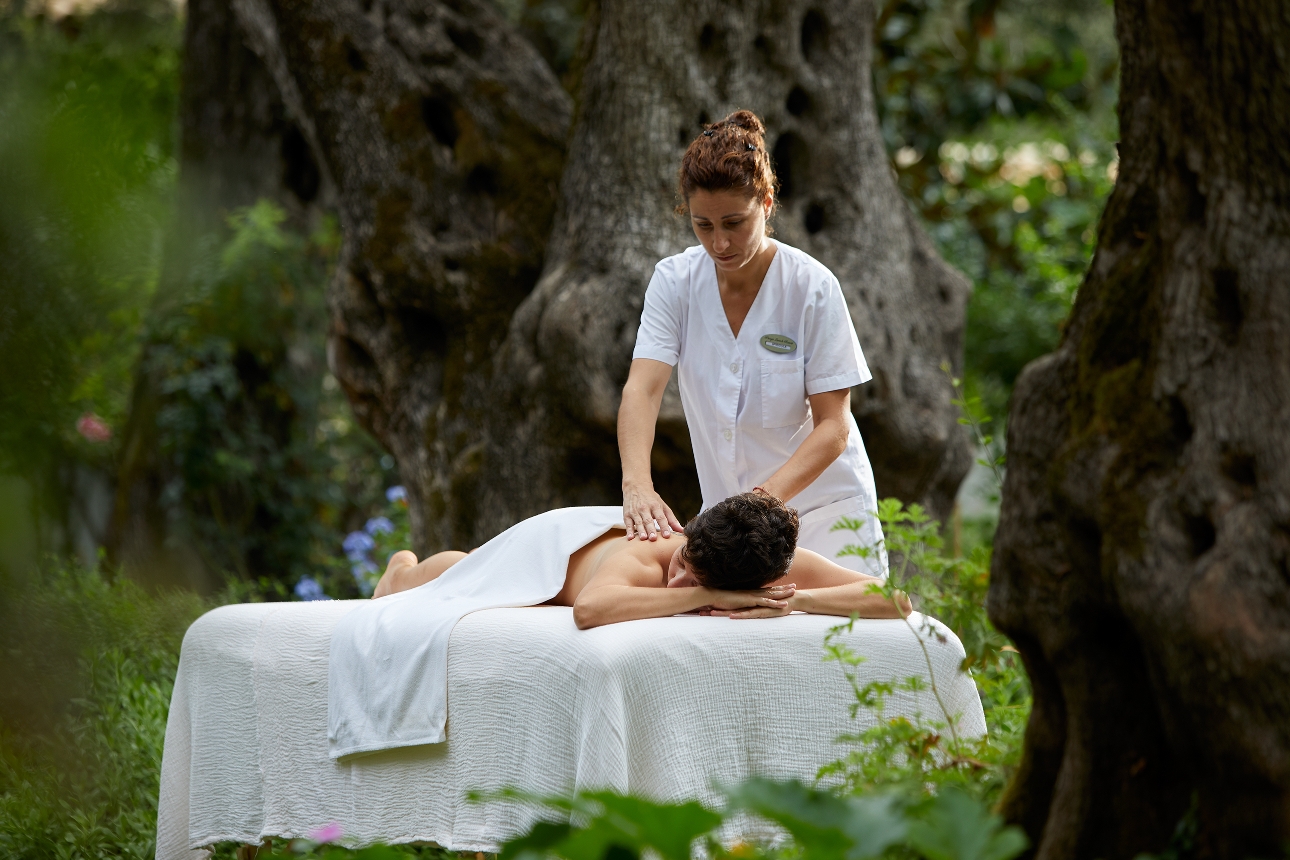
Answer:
[
  {"xmin": 328, "ymin": 506, "xmax": 624, "ymax": 757},
  {"xmin": 157, "ymin": 602, "xmax": 986, "ymax": 860}
]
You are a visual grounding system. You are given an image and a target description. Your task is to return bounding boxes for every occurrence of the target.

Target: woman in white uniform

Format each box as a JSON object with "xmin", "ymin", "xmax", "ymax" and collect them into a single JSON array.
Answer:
[{"xmin": 617, "ymin": 110, "xmax": 886, "ymax": 575}]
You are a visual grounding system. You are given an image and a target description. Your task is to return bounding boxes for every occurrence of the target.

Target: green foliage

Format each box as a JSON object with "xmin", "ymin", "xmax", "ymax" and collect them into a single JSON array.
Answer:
[
  {"xmin": 144, "ymin": 202, "xmax": 335, "ymax": 584},
  {"xmin": 822, "ymin": 378, "xmax": 1027, "ymax": 803},
  {"xmin": 0, "ymin": 561, "xmax": 209, "ymax": 859},
  {"xmin": 875, "ymin": 0, "xmax": 1119, "ymax": 426},
  {"xmin": 821, "ymin": 506, "xmax": 1028, "ymax": 800},
  {"xmin": 0, "ymin": 0, "xmax": 180, "ymax": 521},
  {"xmin": 944, "ymin": 365, "xmax": 1004, "ymax": 492},
  {"xmin": 209, "ymin": 838, "xmax": 454, "ymax": 860},
  {"xmin": 478, "ymin": 789, "xmax": 722, "ymax": 860},
  {"xmin": 484, "ymin": 781, "xmax": 1025, "ymax": 860}
]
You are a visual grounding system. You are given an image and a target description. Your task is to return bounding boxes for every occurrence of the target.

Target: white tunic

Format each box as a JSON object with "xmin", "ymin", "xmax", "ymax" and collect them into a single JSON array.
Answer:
[{"xmin": 632, "ymin": 241, "xmax": 886, "ymax": 575}]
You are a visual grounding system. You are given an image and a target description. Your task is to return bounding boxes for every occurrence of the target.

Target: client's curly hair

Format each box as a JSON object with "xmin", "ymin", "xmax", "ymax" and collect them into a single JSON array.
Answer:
[{"xmin": 682, "ymin": 493, "xmax": 800, "ymax": 591}]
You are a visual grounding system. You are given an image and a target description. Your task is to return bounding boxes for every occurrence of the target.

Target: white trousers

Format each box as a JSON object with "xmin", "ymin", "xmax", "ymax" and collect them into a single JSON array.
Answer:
[{"xmin": 796, "ymin": 495, "xmax": 888, "ymax": 578}]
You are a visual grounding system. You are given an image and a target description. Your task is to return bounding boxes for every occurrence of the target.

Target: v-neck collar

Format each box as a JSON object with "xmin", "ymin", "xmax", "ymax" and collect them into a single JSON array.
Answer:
[{"xmin": 708, "ymin": 239, "xmax": 781, "ymax": 345}]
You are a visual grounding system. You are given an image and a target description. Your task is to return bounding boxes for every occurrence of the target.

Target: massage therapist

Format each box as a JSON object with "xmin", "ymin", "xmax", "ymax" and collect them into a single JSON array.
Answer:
[{"xmin": 617, "ymin": 110, "xmax": 885, "ymax": 575}]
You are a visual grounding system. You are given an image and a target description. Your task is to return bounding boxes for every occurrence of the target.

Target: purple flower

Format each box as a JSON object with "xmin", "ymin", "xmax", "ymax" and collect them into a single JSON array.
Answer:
[
  {"xmin": 307, "ymin": 821, "xmax": 343, "ymax": 843},
  {"xmin": 294, "ymin": 576, "xmax": 329, "ymax": 602},
  {"xmin": 342, "ymin": 530, "xmax": 375, "ymax": 561},
  {"xmin": 351, "ymin": 560, "xmax": 379, "ymax": 595},
  {"xmin": 365, "ymin": 516, "xmax": 395, "ymax": 536},
  {"xmin": 385, "ymin": 485, "xmax": 407, "ymax": 503}
]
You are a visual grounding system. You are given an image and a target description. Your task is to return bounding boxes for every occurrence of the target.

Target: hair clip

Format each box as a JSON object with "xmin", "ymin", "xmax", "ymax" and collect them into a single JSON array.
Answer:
[{"xmin": 703, "ymin": 129, "xmax": 714, "ymax": 137}]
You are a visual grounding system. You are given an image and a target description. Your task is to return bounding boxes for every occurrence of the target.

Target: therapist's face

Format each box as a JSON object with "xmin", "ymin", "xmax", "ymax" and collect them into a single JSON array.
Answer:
[{"xmin": 688, "ymin": 189, "xmax": 773, "ymax": 273}]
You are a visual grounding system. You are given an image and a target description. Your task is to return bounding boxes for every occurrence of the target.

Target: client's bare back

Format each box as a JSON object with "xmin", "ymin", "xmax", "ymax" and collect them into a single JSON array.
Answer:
[{"xmin": 372, "ymin": 528, "xmax": 672, "ymax": 601}]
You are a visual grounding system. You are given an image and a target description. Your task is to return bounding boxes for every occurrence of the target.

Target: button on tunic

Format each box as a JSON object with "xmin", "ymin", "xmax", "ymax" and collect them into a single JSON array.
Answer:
[{"xmin": 632, "ymin": 240, "xmax": 886, "ymax": 574}]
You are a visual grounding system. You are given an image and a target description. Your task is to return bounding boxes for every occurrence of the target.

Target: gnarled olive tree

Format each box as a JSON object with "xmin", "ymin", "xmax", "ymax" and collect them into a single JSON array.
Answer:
[
  {"xmin": 200, "ymin": 0, "xmax": 972, "ymax": 552},
  {"xmin": 990, "ymin": 0, "xmax": 1290, "ymax": 855}
]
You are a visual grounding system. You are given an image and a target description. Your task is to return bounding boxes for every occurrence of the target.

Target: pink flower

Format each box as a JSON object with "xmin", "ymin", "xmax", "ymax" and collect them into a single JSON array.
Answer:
[
  {"xmin": 307, "ymin": 821, "xmax": 344, "ymax": 843},
  {"xmin": 76, "ymin": 413, "xmax": 112, "ymax": 443}
]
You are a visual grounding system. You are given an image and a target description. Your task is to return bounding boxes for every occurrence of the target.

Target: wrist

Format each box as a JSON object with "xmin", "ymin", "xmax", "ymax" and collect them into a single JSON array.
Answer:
[{"xmin": 622, "ymin": 475, "xmax": 653, "ymax": 492}]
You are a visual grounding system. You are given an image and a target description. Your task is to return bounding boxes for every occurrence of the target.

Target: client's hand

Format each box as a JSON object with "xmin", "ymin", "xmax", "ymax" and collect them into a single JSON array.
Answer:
[
  {"xmin": 622, "ymin": 482, "xmax": 684, "ymax": 541},
  {"xmin": 699, "ymin": 584, "xmax": 796, "ymax": 617}
]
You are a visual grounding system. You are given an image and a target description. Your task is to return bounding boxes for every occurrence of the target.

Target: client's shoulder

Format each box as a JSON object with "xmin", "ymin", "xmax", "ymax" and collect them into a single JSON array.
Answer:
[{"xmin": 598, "ymin": 536, "xmax": 680, "ymax": 587}]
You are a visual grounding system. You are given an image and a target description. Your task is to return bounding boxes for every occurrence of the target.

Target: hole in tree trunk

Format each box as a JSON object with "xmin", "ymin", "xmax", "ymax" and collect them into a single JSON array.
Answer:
[
  {"xmin": 1168, "ymin": 396, "xmax": 1193, "ymax": 445},
  {"xmin": 345, "ymin": 42, "xmax": 367, "ymax": 72},
  {"xmin": 699, "ymin": 22, "xmax": 717, "ymax": 54},
  {"xmin": 401, "ymin": 309, "xmax": 450, "ymax": 359},
  {"xmin": 422, "ymin": 96, "xmax": 459, "ymax": 148},
  {"xmin": 801, "ymin": 9, "xmax": 829, "ymax": 64},
  {"xmin": 1211, "ymin": 266, "xmax": 1242, "ymax": 345},
  {"xmin": 466, "ymin": 164, "xmax": 498, "ymax": 195},
  {"xmin": 804, "ymin": 202, "xmax": 825, "ymax": 233},
  {"xmin": 280, "ymin": 124, "xmax": 320, "ymax": 204},
  {"xmin": 1185, "ymin": 512, "xmax": 1216, "ymax": 558},
  {"xmin": 772, "ymin": 132, "xmax": 808, "ymax": 201},
  {"xmin": 786, "ymin": 85, "xmax": 810, "ymax": 116},
  {"xmin": 1222, "ymin": 450, "xmax": 1257, "ymax": 488},
  {"xmin": 446, "ymin": 24, "xmax": 484, "ymax": 58}
]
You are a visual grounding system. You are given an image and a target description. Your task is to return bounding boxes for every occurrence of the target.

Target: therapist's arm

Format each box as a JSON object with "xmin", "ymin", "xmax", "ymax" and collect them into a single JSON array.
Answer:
[
  {"xmin": 758, "ymin": 388, "xmax": 852, "ymax": 502},
  {"xmin": 619, "ymin": 358, "xmax": 685, "ymax": 540}
]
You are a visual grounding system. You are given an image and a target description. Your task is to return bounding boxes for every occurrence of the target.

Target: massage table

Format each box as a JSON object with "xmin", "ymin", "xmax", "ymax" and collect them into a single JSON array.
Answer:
[{"xmin": 155, "ymin": 602, "xmax": 985, "ymax": 859}]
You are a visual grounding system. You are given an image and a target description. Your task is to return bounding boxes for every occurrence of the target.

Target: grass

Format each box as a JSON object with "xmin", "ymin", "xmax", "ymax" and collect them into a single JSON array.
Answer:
[{"xmin": 0, "ymin": 563, "xmax": 206, "ymax": 859}]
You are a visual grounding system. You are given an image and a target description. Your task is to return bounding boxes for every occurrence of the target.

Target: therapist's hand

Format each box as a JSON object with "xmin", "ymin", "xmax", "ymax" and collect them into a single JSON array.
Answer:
[{"xmin": 622, "ymin": 482, "xmax": 684, "ymax": 540}]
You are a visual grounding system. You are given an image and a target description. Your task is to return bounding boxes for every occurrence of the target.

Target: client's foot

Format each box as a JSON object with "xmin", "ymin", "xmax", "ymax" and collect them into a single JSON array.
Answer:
[{"xmin": 373, "ymin": 550, "xmax": 418, "ymax": 599}]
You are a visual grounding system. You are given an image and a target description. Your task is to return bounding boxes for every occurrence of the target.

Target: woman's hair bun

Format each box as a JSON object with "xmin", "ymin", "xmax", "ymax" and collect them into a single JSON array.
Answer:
[
  {"xmin": 711, "ymin": 109, "xmax": 765, "ymax": 139},
  {"xmin": 676, "ymin": 108, "xmax": 777, "ymax": 217}
]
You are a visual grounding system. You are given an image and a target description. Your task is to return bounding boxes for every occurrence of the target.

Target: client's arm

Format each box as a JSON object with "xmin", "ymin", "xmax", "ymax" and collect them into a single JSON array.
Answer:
[
  {"xmin": 573, "ymin": 557, "xmax": 793, "ymax": 630},
  {"xmin": 713, "ymin": 548, "xmax": 911, "ymax": 620}
]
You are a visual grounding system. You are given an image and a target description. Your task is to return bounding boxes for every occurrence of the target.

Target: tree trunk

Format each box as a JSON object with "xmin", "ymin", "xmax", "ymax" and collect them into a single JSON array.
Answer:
[
  {"xmin": 229, "ymin": 0, "xmax": 971, "ymax": 552},
  {"xmin": 989, "ymin": 1, "xmax": 1290, "ymax": 856},
  {"xmin": 228, "ymin": 0, "xmax": 573, "ymax": 549},
  {"xmin": 478, "ymin": 0, "xmax": 974, "ymax": 544}
]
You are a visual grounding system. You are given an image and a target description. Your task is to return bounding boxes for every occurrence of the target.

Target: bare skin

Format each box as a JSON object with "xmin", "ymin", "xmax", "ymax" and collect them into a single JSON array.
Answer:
[
  {"xmin": 618, "ymin": 188, "xmax": 852, "ymax": 541},
  {"xmin": 372, "ymin": 529, "xmax": 910, "ymax": 630}
]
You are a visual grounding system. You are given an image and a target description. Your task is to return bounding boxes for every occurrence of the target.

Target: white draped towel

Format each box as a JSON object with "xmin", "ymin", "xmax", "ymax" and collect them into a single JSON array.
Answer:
[{"xmin": 328, "ymin": 506, "xmax": 625, "ymax": 757}]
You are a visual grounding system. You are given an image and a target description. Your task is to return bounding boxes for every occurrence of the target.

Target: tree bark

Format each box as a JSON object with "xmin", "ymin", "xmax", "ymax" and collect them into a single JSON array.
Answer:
[
  {"xmin": 229, "ymin": 0, "xmax": 971, "ymax": 552},
  {"xmin": 482, "ymin": 0, "xmax": 973, "ymax": 544},
  {"xmin": 229, "ymin": 0, "xmax": 573, "ymax": 549},
  {"xmin": 989, "ymin": 1, "xmax": 1290, "ymax": 856}
]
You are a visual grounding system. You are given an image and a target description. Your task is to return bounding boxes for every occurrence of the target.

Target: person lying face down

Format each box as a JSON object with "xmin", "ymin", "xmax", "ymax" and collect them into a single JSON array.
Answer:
[{"xmin": 373, "ymin": 492, "xmax": 910, "ymax": 629}]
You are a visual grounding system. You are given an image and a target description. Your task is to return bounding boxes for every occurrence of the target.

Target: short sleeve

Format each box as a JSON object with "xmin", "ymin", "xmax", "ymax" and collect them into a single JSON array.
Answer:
[
  {"xmin": 802, "ymin": 275, "xmax": 872, "ymax": 396},
  {"xmin": 632, "ymin": 265, "xmax": 683, "ymax": 366}
]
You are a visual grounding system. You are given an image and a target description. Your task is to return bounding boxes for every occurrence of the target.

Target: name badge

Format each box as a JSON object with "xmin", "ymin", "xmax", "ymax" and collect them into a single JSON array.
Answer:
[{"xmin": 759, "ymin": 334, "xmax": 798, "ymax": 354}]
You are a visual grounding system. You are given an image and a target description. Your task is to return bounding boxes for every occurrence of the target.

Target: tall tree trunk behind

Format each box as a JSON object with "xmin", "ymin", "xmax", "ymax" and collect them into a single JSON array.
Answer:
[
  {"xmin": 229, "ymin": 0, "xmax": 573, "ymax": 548},
  {"xmin": 479, "ymin": 0, "xmax": 973, "ymax": 542},
  {"xmin": 234, "ymin": 0, "xmax": 971, "ymax": 552},
  {"xmin": 989, "ymin": 1, "xmax": 1290, "ymax": 856}
]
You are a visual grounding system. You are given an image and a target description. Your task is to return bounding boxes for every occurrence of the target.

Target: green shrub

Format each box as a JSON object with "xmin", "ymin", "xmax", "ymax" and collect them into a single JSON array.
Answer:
[{"xmin": 0, "ymin": 563, "xmax": 208, "ymax": 859}]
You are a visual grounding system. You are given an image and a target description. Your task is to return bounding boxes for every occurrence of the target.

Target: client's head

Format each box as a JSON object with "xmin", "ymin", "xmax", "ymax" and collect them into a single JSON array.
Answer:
[{"xmin": 667, "ymin": 492, "xmax": 799, "ymax": 590}]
